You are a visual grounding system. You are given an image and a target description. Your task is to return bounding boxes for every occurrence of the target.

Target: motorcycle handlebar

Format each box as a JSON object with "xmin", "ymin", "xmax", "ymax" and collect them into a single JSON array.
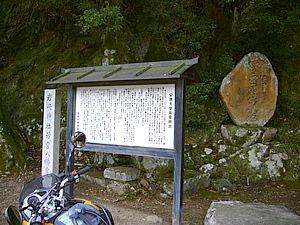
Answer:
[
  {"xmin": 67, "ymin": 165, "xmax": 93, "ymax": 183},
  {"xmin": 77, "ymin": 165, "xmax": 93, "ymax": 176}
]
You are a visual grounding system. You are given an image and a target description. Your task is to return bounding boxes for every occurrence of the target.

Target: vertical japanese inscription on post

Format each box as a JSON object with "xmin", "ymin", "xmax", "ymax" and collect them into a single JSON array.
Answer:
[
  {"xmin": 75, "ymin": 84, "xmax": 176, "ymax": 149},
  {"xmin": 42, "ymin": 89, "xmax": 57, "ymax": 175}
]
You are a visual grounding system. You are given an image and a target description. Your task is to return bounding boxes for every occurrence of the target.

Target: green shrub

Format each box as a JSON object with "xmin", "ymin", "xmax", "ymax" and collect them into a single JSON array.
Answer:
[{"xmin": 77, "ymin": 6, "xmax": 124, "ymax": 35}]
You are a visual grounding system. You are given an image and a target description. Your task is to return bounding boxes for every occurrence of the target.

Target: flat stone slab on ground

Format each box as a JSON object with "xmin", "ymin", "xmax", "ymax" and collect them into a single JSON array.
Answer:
[
  {"xmin": 204, "ymin": 201, "xmax": 300, "ymax": 225},
  {"xmin": 104, "ymin": 166, "xmax": 140, "ymax": 182}
]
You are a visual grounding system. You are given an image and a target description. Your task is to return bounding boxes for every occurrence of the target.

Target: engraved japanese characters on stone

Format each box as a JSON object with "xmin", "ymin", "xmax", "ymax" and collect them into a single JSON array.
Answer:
[{"xmin": 220, "ymin": 52, "xmax": 278, "ymax": 126}]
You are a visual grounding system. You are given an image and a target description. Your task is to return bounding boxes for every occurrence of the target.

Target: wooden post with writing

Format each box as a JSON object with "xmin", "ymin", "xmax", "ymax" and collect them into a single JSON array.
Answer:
[{"xmin": 41, "ymin": 89, "xmax": 61, "ymax": 175}]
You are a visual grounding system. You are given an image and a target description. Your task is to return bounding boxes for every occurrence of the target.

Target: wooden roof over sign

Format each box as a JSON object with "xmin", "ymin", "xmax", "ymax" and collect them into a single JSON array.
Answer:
[{"xmin": 46, "ymin": 58, "xmax": 198, "ymax": 85}]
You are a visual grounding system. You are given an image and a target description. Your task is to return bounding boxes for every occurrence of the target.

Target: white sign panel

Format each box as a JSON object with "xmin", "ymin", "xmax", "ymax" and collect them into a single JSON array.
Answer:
[
  {"xmin": 42, "ymin": 89, "xmax": 61, "ymax": 175},
  {"xmin": 75, "ymin": 84, "xmax": 175, "ymax": 149}
]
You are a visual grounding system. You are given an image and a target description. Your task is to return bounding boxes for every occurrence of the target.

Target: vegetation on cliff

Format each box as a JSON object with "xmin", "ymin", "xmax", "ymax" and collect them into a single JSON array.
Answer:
[{"xmin": 0, "ymin": 0, "xmax": 299, "ymax": 174}]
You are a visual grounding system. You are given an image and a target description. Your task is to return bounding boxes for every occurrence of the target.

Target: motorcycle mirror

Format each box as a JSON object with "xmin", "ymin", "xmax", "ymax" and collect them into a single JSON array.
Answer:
[
  {"xmin": 71, "ymin": 131, "xmax": 86, "ymax": 148},
  {"xmin": 5, "ymin": 206, "xmax": 22, "ymax": 225}
]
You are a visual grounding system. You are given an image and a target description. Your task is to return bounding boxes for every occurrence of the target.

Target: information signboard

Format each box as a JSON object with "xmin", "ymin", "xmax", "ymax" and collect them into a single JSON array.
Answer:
[
  {"xmin": 46, "ymin": 57, "xmax": 198, "ymax": 225},
  {"xmin": 75, "ymin": 84, "xmax": 175, "ymax": 149}
]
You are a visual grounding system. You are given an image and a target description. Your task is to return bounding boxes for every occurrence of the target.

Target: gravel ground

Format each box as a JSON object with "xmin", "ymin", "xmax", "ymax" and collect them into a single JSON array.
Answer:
[
  {"xmin": 0, "ymin": 169, "xmax": 175, "ymax": 224},
  {"xmin": 1, "ymin": 168, "xmax": 299, "ymax": 225}
]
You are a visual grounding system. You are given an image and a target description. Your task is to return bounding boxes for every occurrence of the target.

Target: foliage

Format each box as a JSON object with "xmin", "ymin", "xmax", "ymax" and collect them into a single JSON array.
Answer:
[
  {"xmin": 215, "ymin": 0, "xmax": 300, "ymax": 131},
  {"xmin": 185, "ymin": 79, "xmax": 225, "ymax": 129},
  {"xmin": 76, "ymin": 6, "xmax": 124, "ymax": 35},
  {"xmin": 0, "ymin": 0, "xmax": 299, "ymax": 173},
  {"xmin": 140, "ymin": 0, "xmax": 216, "ymax": 58},
  {"xmin": 186, "ymin": 80, "xmax": 219, "ymax": 102},
  {"xmin": 0, "ymin": 87, "xmax": 29, "ymax": 173}
]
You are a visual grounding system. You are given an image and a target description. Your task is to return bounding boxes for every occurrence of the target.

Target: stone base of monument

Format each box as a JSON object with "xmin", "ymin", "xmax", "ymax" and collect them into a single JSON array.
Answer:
[
  {"xmin": 204, "ymin": 201, "xmax": 300, "ymax": 225},
  {"xmin": 102, "ymin": 167, "xmax": 141, "ymax": 195},
  {"xmin": 104, "ymin": 166, "xmax": 141, "ymax": 182},
  {"xmin": 82, "ymin": 166, "xmax": 141, "ymax": 196},
  {"xmin": 82, "ymin": 167, "xmax": 212, "ymax": 197}
]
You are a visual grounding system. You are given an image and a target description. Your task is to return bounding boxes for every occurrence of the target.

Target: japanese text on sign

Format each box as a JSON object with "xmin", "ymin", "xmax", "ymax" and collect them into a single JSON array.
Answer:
[
  {"xmin": 42, "ymin": 89, "xmax": 56, "ymax": 175},
  {"xmin": 75, "ymin": 84, "xmax": 175, "ymax": 149}
]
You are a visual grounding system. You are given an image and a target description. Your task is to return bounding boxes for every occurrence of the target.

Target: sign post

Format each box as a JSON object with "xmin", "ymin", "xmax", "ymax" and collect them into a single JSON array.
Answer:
[
  {"xmin": 47, "ymin": 58, "xmax": 198, "ymax": 224},
  {"xmin": 41, "ymin": 89, "xmax": 61, "ymax": 175}
]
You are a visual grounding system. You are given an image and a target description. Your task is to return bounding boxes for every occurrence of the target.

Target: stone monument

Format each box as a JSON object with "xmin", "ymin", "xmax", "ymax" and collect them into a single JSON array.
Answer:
[{"xmin": 220, "ymin": 52, "xmax": 278, "ymax": 126}]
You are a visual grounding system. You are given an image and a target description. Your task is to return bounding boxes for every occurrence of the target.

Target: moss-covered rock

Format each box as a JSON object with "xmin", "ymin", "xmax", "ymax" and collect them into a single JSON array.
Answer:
[
  {"xmin": 188, "ymin": 125, "xmax": 299, "ymax": 186},
  {"xmin": 133, "ymin": 156, "xmax": 174, "ymax": 179},
  {"xmin": 221, "ymin": 125, "xmax": 263, "ymax": 147},
  {"xmin": 213, "ymin": 141, "xmax": 293, "ymax": 183}
]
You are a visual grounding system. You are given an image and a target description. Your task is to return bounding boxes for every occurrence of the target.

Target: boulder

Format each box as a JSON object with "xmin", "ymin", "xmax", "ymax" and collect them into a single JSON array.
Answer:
[
  {"xmin": 262, "ymin": 127, "xmax": 277, "ymax": 143},
  {"xmin": 204, "ymin": 201, "xmax": 300, "ymax": 225},
  {"xmin": 216, "ymin": 141, "xmax": 289, "ymax": 182},
  {"xmin": 183, "ymin": 174, "xmax": 211, "ymax": 194},
  {"xmin": 211, "ymin": 179, "xmax": 233, "ymax": 192},
  {"xmin": 106, "ymin": 181, "xmax": 131, "ymax": 196},
  {"xmin": 145, "ymin": 215, "xmax": 163, "ymax": 224},
  {"xmin": 133, "ymin": 156, "xmax": 173, "ymax": 178},
  {"xmin": 220, "ymin": 52, "xmax": 278, "ymax": 126},
  {"xmin": 221, "ymin": 124, "xmax": 263, "ymax": 147},
  {"xmin": 104, "ymin": 166, "xmax": 140, "ymax": 182}
]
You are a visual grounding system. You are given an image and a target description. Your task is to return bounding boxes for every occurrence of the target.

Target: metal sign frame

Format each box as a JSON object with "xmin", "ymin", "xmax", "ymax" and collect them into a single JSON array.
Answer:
[{"xmin": 47, "ymin": 58, "xmax": 198, "ymax": 225}]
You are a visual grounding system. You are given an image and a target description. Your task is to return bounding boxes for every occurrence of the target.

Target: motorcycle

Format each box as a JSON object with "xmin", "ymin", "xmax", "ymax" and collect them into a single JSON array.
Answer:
[{"xmin": 5, "ymin": 131, "xmax": 114, "ymax": 225}]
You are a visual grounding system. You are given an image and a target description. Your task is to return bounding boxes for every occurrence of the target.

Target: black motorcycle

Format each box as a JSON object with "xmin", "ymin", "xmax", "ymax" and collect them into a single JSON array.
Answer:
[{"xmin": 5, "ymin": 132, "xmax": 114, "ymax": 225}]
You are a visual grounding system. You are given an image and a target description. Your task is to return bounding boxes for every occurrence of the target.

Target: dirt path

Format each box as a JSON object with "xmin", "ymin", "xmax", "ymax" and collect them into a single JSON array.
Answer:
[{"xmin": 1, "ymin": 169, "xmax": 299, "ymax": 225}]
